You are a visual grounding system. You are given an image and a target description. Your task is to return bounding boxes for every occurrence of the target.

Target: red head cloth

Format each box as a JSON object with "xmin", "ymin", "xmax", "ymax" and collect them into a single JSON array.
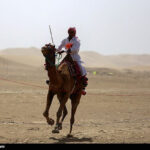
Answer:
[{"xmin": 68, "ymin": 27, "xmax": 76, "ymax": 35}]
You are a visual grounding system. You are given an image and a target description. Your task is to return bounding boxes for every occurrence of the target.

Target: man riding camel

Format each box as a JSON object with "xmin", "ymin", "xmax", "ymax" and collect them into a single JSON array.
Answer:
[{"xmin": 46, "ymin": 27, "xmax": 88, "ymax": 95}]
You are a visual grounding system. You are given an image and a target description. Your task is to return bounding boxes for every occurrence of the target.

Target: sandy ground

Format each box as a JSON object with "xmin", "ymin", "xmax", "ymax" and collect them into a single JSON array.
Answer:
[{"xmin": 1, "ymin": 62, "xmax": 150, "ymax": 144}]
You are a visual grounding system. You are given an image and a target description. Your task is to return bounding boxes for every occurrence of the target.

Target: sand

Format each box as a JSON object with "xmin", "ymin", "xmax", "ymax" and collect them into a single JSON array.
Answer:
[{"xmin": 0, "ymin": 49, "xmax": 150, "ymax": 144}]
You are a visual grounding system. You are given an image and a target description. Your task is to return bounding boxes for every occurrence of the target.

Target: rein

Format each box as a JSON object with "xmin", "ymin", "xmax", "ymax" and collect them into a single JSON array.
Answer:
[
  {"xmin": 55, "ymin": 54, "xmax": 62, "ymax": 68},
  {"xmin": 45, "ymin": 53, "xmax": 62, "ymax": 69}
]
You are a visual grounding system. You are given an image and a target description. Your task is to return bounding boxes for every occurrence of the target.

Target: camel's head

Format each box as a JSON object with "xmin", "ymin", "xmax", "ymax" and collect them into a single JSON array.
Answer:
[
  {"xmin": 41, "ymin": 43, "xmax": 56, "ymax": 65},
  {"xmin": 41, "ymin": 43, "xmax": 55, "ymax": 57}
]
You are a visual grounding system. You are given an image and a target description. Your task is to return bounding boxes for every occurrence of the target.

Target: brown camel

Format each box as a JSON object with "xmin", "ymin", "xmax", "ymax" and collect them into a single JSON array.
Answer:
[{"xmin": 41, "ymin": 44, "xmax": 83, "ymax": 136}]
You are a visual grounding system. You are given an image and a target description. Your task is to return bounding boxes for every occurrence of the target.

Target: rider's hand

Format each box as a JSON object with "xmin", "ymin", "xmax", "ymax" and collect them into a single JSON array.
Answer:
[{"xmin": 67, "ymin": 49, "xmax": 71, "ymax": 54}]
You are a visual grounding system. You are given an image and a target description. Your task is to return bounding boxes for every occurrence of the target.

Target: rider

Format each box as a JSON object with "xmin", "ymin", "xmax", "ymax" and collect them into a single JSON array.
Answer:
[{"xmin": 57, "ymin": 27, "xmax": 88, "ymax": 95}]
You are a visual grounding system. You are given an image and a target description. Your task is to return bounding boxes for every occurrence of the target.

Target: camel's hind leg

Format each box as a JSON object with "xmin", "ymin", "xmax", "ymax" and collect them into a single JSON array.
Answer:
[
  {"xmin": 52, "ymin": 93, "xmax": 69, "ymax": 133},
  {"xmin": 43, "ymin": 90, "xmax": 55, "ymax": 126},
  {"xmin": 54, "ymin": 94, "xmax": 68, "ymax": 131},
  {"xmin": 59, "ymin": 106, "xmax": 68, "ymax": 130},
  {"xmin": 53, "ymin": 105, "xmax": 68, "ymax": 131},
  {"xmin": 61, "ymin": 106, "xmax": 68, "ymax": 123},
  {"xmin": 68, "ymin": 92, "xmax": 82, "ymax": 136}
]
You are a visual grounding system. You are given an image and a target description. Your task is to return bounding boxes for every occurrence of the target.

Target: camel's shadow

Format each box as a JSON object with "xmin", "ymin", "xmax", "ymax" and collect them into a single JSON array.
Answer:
[{"xmin": 49, "ymin": 135, "xmax": 93, "ymax": 144}]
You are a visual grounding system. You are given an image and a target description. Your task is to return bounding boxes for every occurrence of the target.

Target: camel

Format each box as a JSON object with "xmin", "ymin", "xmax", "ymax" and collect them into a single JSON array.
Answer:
[{"xmin": 41, "ymin": 44, "xmax": 83, "ymax": 136}]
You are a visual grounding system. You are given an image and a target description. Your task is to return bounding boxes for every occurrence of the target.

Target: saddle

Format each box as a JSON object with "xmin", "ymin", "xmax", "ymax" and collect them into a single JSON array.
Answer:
[
  {"xmin": 44, "ymin": 53, "xmax": 81, "ymax": 78},
  {"xmin": 59, "ymin": 54, "xmax": 82, "ymax": 79}
]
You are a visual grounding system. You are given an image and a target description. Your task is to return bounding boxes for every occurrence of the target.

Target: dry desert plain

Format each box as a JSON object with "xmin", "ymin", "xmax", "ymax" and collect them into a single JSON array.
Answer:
[{"xmin": 0, "ymin": 48, "xmax": 150, "ymax": 143}]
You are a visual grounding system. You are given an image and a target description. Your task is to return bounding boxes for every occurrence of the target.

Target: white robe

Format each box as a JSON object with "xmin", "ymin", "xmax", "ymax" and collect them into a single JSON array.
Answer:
[{"xmin": 57, "ymin": 37, "xmax": 87, "ymax": 76}]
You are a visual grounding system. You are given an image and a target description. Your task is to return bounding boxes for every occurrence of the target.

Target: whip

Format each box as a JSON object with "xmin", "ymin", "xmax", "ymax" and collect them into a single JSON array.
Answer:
[{"xmin": 49, "ymin": 25, "xmax": 54, "ymax": 45}]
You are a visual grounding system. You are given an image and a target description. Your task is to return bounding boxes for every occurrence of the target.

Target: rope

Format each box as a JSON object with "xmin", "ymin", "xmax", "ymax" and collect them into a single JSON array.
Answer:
[
  {"xmin": 0, "ymin": 67, "xmax": 150, "ymax": 97},
  {"xmin": 0, "ymin": 76, "xmax": 150, "ymax": 97},
  {"xmin": 55, "ymin": 54, "xmax": 62, "ymax": 69},
  {"xmin": 0, "ymin": 76, "xmax": 47, "ymax": 89},
  {"xmin": 45, "ymin": 53, "xmax": 62, "ymax": 69},
  {"xmin": 87, "ymin": 93, "xmax": 150, "ymax": 97}
]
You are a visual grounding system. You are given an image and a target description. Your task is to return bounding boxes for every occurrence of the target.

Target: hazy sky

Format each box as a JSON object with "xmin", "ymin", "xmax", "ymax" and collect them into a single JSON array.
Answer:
[{"xmin": 0, "ymin": 0, "xmax": 150, "ymax": 55}]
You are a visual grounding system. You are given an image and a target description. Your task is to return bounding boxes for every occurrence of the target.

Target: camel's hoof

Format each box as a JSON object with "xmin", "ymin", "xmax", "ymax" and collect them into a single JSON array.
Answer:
[
  {"xmin": 43, "ymin": 112, "xmax": 48, "ymax": 118},
  {"xmin": 52, "ymin": 129, "xmax": 60, "ymax": 134},
  {"xmin": 67, "ymin": 134, "xmax": 73, "ymax": 138},
  {"xmin": 58, "ymin": 123, "xmax": 62, "ymax": 130},
  {"xmin": 47, "ymin": 118, "xmax": 55, "ymax": 126}
]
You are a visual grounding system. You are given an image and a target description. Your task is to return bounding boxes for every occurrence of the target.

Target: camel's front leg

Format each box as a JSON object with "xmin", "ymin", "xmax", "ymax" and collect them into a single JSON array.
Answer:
[{"xmin": 43, "ymin": 90, "xmax": 55, "ymax": 126}]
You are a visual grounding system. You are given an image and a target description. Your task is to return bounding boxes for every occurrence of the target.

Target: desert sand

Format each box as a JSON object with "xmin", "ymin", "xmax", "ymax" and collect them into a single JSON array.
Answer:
[{"xmin": 0, "ymin": 48, "xmax": 150, "ymax": 144}]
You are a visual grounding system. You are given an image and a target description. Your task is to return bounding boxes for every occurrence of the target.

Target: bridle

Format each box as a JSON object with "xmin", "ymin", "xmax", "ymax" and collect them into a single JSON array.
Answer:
[{"xmin": 42, "ymin": 45, "xmax": 64, "ymax": 68}]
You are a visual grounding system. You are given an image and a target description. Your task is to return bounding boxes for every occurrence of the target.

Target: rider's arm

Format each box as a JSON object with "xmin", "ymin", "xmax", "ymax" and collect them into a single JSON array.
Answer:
[{"xmin": 57, "ymin": 39, "xmax": 66, "ymax": 52}]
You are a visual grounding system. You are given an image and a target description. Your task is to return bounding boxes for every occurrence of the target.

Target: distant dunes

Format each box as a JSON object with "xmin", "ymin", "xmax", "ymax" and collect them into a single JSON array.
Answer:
[
  {"xmin": 0, "ymin": 47, "xmax": 44, "ymax": 67},
  {"xmin": 0, "ymin": 47, "xmax": 41, "ymax": 56},
  {"xmin": 0, "ymin": 48, "xmax": 150, "ymax": 70},
  {"xmin": 80, "ymin": 51, "xmax": 150, "ymax": 69}
]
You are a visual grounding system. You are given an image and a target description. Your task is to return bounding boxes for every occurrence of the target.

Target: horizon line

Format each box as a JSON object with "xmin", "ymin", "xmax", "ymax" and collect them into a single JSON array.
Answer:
[{"xmin": 0, "ymin": 46, "xmax": 150, "ymax": 56}]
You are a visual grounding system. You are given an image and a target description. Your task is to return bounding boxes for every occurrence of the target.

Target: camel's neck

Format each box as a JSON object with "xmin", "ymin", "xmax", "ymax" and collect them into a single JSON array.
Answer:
[{"xmin": 47, "ymin": 66, "xmax": 60, "ymax": 84}]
